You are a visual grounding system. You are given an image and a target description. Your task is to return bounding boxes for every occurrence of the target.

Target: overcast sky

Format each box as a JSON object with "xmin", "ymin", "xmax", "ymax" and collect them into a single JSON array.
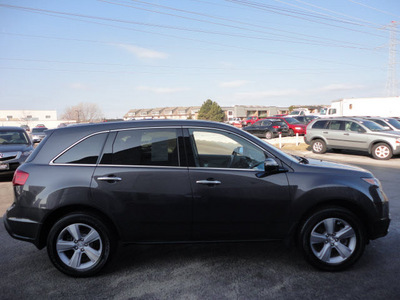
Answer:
[{"xmin": 1, "ymin": 0, "xmax": 399, "ymax": 118}]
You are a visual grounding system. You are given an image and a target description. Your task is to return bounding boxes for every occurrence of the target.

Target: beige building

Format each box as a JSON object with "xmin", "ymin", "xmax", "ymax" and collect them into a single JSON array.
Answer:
[{"xmin": 124, "ymin": 105, "xmax": 290, "ymax": 121}]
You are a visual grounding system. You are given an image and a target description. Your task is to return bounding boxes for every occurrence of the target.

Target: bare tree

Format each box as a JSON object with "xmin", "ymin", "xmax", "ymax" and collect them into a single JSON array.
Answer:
[{"xmin": 61, "ymin": 102, "xmax": 103, "ymax": 123}]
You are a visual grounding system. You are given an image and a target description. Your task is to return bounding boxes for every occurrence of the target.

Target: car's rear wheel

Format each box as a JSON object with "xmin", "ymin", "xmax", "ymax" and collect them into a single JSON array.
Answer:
[
  {"xmin": 265, "ymin": 131, "xmax": 273, "ymax": 139},
  {"xmin": 289, "ymin": 129, "xmax": 294, "ymax": 136},
  {"xmin": 47, "ymin": 213, "xmax": 114, "ymax": 277},
  {"xmin": 311, "ymin": 139, "xmax": 327, "ymax": 154},
  {"xmin": 372, "ymin": 143, "xmax": 392, "ymax": 160},
  {"xmin": 299, "ymin": 207, "xmax": 366, "ymax": 271}
]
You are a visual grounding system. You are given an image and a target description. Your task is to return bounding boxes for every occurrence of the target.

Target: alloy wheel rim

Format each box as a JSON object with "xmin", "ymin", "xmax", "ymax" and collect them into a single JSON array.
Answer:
[
  {"xmin": 309, "ymin": 218, "xmax": 357, "ymax": 264},
  {"xmin": 375, "ymin": 146, "xmax": 389, "ymax": 158},
  {"xmin": 56, "ymin": 223, "xmax": 103, "ymax": 270},
  {"xmin": 313, "ymin": 142, "xmax": 322, "ymax": 152}
]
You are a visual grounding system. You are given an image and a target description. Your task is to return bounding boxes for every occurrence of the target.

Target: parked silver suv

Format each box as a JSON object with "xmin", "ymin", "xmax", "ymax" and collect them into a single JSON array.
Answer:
[{"xmin": 305, "ymin": 117, "xmax": 400, "ymax": 160}]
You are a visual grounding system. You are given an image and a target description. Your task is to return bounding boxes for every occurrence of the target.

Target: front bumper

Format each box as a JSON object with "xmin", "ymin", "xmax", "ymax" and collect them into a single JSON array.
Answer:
[{"xmin": 369, "ymin": 217, "xmax": 390, "ymax": 240}]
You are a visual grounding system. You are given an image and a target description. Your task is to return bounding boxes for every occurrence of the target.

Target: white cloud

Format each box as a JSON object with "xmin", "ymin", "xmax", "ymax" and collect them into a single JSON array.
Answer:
[
  {"xmin": 314, "ymin": 84, "xmax": 365, "ymax": 93},
  {"xmin": 220, "ymin": 80, "xmax": 249, "ymax": 88},
  {"xmin": 235, "ymin": 89, "xmax": 299, "ymax": 100},
  {"xmin": 118, "ymin": 44, "xmax": 168, "ymax": 59},
  {"xmin": 136, "ymin": 86, "xmax": 189, "ymax": 94}
]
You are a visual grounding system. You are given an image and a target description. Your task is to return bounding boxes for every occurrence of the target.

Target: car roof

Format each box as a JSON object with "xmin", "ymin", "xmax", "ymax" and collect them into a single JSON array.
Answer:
[{"xmin": 0, "ymin": 126, "xmax": 26, "ymax": 131}]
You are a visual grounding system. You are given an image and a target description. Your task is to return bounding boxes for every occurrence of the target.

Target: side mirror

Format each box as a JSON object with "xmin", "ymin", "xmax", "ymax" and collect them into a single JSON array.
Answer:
[
  {"xmin": 256, "ymin": 158, "xmax": 287, "ymax": 178},
  {"xmin": 264, "ymin": 158, "xmax": 280, "ymax": 173}
]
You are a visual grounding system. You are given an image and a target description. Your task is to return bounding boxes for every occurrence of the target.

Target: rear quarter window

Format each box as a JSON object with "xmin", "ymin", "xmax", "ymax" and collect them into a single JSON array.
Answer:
[
  {"xmin": 53, "ymin": 133, "xmax": 108, "ymax": 165},
  {"xmin": 311, "ymin": 120, "xmax": 328, "ymax": 129}
]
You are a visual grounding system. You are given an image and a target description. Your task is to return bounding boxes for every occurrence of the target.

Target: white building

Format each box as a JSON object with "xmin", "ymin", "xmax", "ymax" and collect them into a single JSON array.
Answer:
[{"xmin": 0, "ymin": 110, "xmax": 63, "ymax": 129}]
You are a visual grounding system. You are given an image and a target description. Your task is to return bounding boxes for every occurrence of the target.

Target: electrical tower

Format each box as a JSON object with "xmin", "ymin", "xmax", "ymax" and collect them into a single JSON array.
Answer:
[{"xmin": 385, "ymin": 21, "xmax": 399, "ymax": 96}]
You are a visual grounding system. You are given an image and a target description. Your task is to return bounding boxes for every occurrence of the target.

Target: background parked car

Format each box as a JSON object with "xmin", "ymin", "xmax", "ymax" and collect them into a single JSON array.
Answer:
[
  {"xmin": 305, "ymin": 117, "xmax": 400, "ymax": 160},
  {"xmin": 292, "ymin": 115, "xmax": 319, "ymax": 125},
  {"xmin": 243, "ymin": 119, "xmax": 289, "ymax": 139},
  {"xmin": 30, "ymin": 127, "xmax": 48, "ymax": 143},
  {"xmin": 20, "ymin": 124, "xmax": 30, "ymax": 132},
  {"xmin": 263, "ymin": 117, "xmax": 307, "ymax": 136},
  {"xmin": 241, "ymin": 116, "xmax": 260, "ymax": 127},
  {"xmin": 363, "ymin": 117, "xmax": 400, "ymax": 132},
  {"xmin": 0, "ymin": 126, "xmax": 34, "ymax": 176}
]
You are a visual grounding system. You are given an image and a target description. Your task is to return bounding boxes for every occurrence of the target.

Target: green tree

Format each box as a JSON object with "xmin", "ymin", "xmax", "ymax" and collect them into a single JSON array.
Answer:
[{"xmin": 198, "ymin": 99, "xmax": 225, "ymax": 122}]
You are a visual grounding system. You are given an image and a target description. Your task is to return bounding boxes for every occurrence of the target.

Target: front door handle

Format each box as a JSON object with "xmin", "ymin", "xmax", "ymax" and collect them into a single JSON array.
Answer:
[
  {"xmin": 196, "ymin": 180, "xmax": 221, "ymax": 185},
  {"xmin": 97, "ymin": 176, "xmax": 122, "ymax": 182}
]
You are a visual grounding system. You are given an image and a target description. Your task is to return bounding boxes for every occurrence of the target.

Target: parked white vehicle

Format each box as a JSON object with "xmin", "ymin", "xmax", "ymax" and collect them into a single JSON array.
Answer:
[{"xmin": 319, "ymin": 97, "xmax": 400, "ymax": 118}]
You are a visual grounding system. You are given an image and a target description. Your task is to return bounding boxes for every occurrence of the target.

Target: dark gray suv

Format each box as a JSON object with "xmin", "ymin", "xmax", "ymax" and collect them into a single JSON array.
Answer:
[{"xmin": 4, "ymin": 120, "xmax": 390, "ymax": 276}]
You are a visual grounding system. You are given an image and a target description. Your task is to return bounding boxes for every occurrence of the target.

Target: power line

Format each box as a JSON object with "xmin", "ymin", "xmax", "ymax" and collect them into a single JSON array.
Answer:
[
  {"xmin": 0, "ymin": 3, "xmax": 383, "ymax": 50},
  {"xmin": 348, "ymin": 0, "xmax": 400, "ymax": 19}
]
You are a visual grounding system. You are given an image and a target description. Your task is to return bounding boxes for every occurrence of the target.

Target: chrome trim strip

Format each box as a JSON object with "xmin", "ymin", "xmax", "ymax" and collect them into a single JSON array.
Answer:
[{"xmin": 8, "ymin": 217, "xmax": 40, "ymax": 224}]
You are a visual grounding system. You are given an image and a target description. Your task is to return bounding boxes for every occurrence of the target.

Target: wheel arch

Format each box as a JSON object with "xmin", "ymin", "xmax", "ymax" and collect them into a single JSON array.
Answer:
[
  {"xmin": 291, "ymin": 199, "xmax": 372, "ymax": 246},
  {"xmin": 38, "ymin": 205, "xmax": 120, "ymax": 249},
  {"xmin": 368, "ymin": 140, "xmax": 393, "ymax": 154}
]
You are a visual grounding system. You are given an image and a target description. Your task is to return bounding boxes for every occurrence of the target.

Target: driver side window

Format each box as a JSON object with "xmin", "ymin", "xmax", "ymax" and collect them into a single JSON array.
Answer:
[{"xmin": 189, "ymin": 129, "xmax": 265, "ymax": 169}]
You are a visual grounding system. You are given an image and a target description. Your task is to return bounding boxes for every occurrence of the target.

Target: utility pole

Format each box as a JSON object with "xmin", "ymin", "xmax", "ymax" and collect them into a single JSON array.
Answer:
[{"xmin": 385, "ymin": 21, "xmax": 399, "ymax": 96}]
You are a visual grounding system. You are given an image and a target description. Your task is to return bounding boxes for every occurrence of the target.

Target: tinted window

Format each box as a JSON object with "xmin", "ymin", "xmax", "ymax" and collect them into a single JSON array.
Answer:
[
  {"xmin": 328, "ymin": 121, "xmax": 344, "ymax": 130},
  {"xmin": 312, "ymin": 120, "xmax": 328, "ymax": 129},
  {"xmin": 0, "ymin": 130, "xmax": 29, "ymax": 145},
  {"xmin": 189, "ymin": 129, "xmax": 265, "ymax": 169},
  {"xmin": 101, "ymin": 129, "xmax": 179, "ymax": 166},
  {"xmin": 283, "ymin": 117, "xmax": 301, "ymax": 124},
  {"xmin": 54, "ymin": 133, "xmax": 107, "ymax": 164},
  {"xmin": 387, "ymin": 118, "xmax": 400, "ymax": 129}
]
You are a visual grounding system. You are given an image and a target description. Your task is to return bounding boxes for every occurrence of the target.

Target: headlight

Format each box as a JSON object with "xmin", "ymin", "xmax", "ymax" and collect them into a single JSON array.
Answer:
[
  {"xmin": 22, "ymin": 150, "xmax": 33, "ymax": 156},
  {"xmin": 294, "ymin": 127, "xmax": 302, "ymax": 130}
]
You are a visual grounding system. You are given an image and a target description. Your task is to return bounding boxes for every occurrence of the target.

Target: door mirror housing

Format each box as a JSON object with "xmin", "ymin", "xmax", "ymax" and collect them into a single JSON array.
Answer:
[{"xmin": 256, "ymin": 158, "xmax": 287, "ymax": 178}]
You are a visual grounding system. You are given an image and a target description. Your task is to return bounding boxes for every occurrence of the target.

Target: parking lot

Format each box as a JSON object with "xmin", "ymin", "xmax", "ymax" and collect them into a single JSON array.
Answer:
[{"xmin": 1, "ymin": 147, "xmax": 399, "ymax": 299}]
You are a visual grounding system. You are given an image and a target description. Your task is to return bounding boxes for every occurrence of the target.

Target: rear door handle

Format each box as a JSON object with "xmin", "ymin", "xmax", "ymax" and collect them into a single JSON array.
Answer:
[
  {"xmin": 196, "ymin": 180, "xmax": 221, "ymax": 185},
  {"xmin": 97, "ymin": 176, "xmax": 122, "ymax": 182},
  {"xmin": 344, "ymin": 133, "xmax": 350, "ymax": 136}
]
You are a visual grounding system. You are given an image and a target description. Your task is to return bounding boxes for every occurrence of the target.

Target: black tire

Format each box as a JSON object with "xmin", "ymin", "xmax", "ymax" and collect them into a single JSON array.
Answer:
[
  {"xmin": 289, "ymin": 129, "xmax": 294, "ymax": 136},
  {"xmin": 265, "ymin": 131, "xmax": 273, "ymax": 139},
  {"xmin": 299, "ymin": 207, "xmax": 366, "ymax": 271},
  {"xmin": 311, "ymin": 139, "xmax": 327, "ymax": 154},
  {"xmin": 371, "ymin": 143, "xmax": 392, "ymax": 160},
  {"xmin": 47, "ymin": 213, "xmax": 114, "ymax": 277}
]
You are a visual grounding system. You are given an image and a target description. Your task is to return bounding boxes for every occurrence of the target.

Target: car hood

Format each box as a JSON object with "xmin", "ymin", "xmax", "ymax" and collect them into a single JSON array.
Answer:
[
  {"xmin": 0, "ymin": 144, "xmax": 32, "ymax": 152},
  {"xmin": 302, "ymin": 157, "xmax": 371, "ymax": 175}
]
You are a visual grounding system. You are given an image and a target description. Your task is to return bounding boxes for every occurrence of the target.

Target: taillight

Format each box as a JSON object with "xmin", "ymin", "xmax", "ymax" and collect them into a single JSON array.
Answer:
[
  {"xmin": 13, "ymin": 170, "xmax": 29, "ymax": 186},
  {"xmin": 273, "ymin": 126, "xmax": 280, "ymax": 128}
]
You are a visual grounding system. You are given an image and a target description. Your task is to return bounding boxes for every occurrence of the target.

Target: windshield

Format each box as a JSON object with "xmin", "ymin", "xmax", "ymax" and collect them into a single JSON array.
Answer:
[
  {"xmin": 387, "ymin": 118, "xmax": 400, "ymax": 130},
  {"xmin": 360, "ymin": 120, "xmax": 386, "ymax": 131},
  {"xmin": 283, "ymin": 117, "xmax": 301, "ymax": 124},
  {"xmin": 289, "ymin": 111, "xmax": 300, "ymax": 115},
  {"xmin": 32, "ymin": 128, "xmax": 47, "ymax": 133},
  {"xmin": 0, "ymin": 130, "xmax": 30, "ymax": 145}
]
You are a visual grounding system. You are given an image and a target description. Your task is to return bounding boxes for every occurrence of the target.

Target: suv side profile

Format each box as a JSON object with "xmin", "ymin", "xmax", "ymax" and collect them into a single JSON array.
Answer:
[
  {"xmin": 305, "ymin": 117, "xmax": 400, "ymax": 160},
  {"xmin": 4, "ymin": 120, "xmax": 390, "ymax": 276}
]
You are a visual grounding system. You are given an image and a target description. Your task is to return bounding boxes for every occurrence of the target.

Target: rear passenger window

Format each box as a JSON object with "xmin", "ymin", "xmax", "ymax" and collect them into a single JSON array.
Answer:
[
  {"xmin": 328, "ymin": 121, "xmax": 344, "ymax": 130},
  {"xmin": 101, "ymin": 129, "xmax": 179, "ymax": 167},
  {"xmin": 54, "ymin": 133, "xmax": 107, "ymax": 165},
  {"xmin": 312, "ymin": 120, "xmax": 328, "ymax": 129}
]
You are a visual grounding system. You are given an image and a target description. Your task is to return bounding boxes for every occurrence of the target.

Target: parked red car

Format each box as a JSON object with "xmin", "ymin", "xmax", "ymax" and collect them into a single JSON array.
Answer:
[
  {"xmin": 263, "ymin": 117, "xmax": 307, "ymax": 135},
  {"xmin": 241, "ymin": 116, "xmax": 260, "ymax": 127}
]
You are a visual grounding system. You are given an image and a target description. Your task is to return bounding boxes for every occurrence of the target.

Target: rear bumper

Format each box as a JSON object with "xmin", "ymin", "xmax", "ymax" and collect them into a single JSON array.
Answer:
[{"xmin": 3, "ymin": 209, "xmax": 42, "ymax": 248}]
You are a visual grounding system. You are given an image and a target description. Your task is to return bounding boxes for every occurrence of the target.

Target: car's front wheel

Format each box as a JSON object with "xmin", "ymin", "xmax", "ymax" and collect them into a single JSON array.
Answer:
[
  {"xmin": 372, "ymin": 143, "xmax": 392, "ymax": 160},
  {"xmin": 299, "ymin": 207, "xmax": 366, "ymax": 271},
  {"xmin": 47, "ymin": 213, "xmax": 114, "ymax": 277}
]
